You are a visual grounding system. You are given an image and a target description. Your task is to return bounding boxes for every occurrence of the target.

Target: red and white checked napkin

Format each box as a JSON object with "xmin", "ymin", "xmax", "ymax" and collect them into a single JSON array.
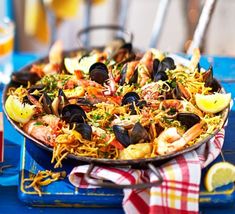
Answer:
[{"xmin": 69, "ymin": 128, "xmax": 225, "ymax": 214}]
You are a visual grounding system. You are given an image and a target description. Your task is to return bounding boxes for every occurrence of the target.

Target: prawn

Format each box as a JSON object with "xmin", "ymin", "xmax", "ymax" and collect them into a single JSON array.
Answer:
[
  {"xmin": 23, "ymin": 115, "xmax": 61, "ymax": 147},
  {"xmin": 155, "ymin": 123, "xmax": 203, "ymax": 155},
  {"xmin": 103, "ymin": 72, "xmax": 117, "ymax": 96},
  {"xmin": 124, "ymin": 61, "xmax": 139, "ymax": 84},
  {"xmin": 138, "ymin": 50, "xmax": 154, "ymax": 86},
  {"xmin": 160, "ymin": 99, "xmax": 203, "ymax": 117}
]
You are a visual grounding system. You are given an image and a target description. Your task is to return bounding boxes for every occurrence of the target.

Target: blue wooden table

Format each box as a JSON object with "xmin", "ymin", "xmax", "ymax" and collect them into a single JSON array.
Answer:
[{"xmin": 0, "ymin": 53, "xmax": 235, "ymax": 214}]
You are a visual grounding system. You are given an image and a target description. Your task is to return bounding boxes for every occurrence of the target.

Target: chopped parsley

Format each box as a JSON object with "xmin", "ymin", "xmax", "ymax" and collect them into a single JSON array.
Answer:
[{"xmin": 34, "ymin": 121, "xmax": 43, "ymax": 126}]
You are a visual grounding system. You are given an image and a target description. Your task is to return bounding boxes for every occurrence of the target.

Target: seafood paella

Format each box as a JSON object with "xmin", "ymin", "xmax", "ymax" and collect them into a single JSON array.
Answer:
[{"xmin": 4, "ymin": 39, "xmax": 230, "ymax": 167}]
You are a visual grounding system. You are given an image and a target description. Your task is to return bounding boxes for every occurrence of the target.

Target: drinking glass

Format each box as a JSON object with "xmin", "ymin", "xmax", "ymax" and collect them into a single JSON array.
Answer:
[{"xmin": 0, "ymin": 18, "xmax": 14, "ymax": 85}]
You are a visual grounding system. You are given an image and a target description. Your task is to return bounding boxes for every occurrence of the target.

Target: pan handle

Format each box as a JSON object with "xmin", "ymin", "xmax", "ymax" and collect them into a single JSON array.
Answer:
[
  {"xmin": 84, "ymin": 163, "xmax": 163, "ymax": 189},
  {"xmin": 77, "ymin": 25, "xmax": 134, "ymax": 48}
]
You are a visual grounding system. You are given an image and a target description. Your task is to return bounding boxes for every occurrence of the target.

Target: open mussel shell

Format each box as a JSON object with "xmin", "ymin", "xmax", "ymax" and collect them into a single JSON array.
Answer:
[
  {"xmin": 58, "ymin": 88, "xmax": 69, "ymax": 104},
  {"xmin": 120, "ymin": 64, "xmax": 138, "ymax": 86},
  {"xmin": 203, "ymin": 66, "xmax": 221, "ymax": 92},
  {"xmin": 154, "ymin": 71, "xmax": 168, "ymax": 82},
  {"xmin": 89, "ymin": 62, "xmax": 109, "ymax": 85},
  {"xmin": 122, "ymin": 92, "xmax": 140, "ymax": 105},
  {"xmin": 177, "ymin": 113, "xmax": 200, "ymax": 130},
  {"xmin": 72, "ymin": 123, "xmax": 92, "ymax": 141},
  {"xmin": 120, "ymin": 43, "xmax": 132, "ymax": 52},
  {"xmin": 130, "ymin": 122, "xmax": 150, "ymax": 144},
  {"xmin": 28, "ymin": 84, "xmax": 45, "ymax": 93},
  {"xmin": 161, "ymin": 57, "xmax": 176, "ymax": 70},
  {"xmin": 113, "ymin": 125, "xmax": 130, "ymax": 148},
  {"xmin": 61, "ymin": 104, "xmax": 86, "ymax": 123},
  {"xmin": 11, "ymin": 71, "xmax": 41, "ymax": 85},
  {"xmin": 121, "ymin": 92, "xmax": 140, "ymax": 114},
  {"xmin": 121, "ymin": 92, "xmax": 146, "ymax": 114},
  {"xmin": 113, "ymin": 122, "xmax": 150, "ymax": 147},
  {"xmin": 152, "ymin": 57, "xmax": 176, "ymax": 82},
  {"xmin": 27, "ymin": 84, "xmax": 45, "ymax": 99},
  {"xmin": 42, "ymin": 92, "xmax": 53, "ymax": 114}
]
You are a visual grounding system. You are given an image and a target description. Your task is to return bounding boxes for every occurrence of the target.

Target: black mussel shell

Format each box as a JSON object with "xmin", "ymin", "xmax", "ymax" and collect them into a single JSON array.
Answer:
[
  {"xmin": 120, "ymin": 43, "xmax": 132, "ymax": 52},
  {"xmin": 113, "ymin": 125, "xmax": 130, "ymax": 148},
  {"xmin": 210, "ymin": 78, "xmax": 221, "ymax": 93},
  {"xmin": 177, "ymin": 113, "xmax": 200, "ymax": 130},
  {"xmin": 153, "ymin": 58, "xmax": 160, "ymax": 76},
  {"xmin": 128, "ymin": 69, "xmax": 138, "ymax": 85},
  {"xmin": 122, "ymin": 92, "xmax": 140, "ymax": 106},
  {"xmin": 203, "ymin": 66, "xmax": 221, "ymax": 92},
  {"xmin": 28, "ymin": 84, "xmax": 45, "ymax": 94},
  {"xmin": 119, "ymin": 64, "xmax": 127, "ymax": 85},
  {"xmin": 161, "ymin": 57, "xmax": 176, "ymax": 70},
  {"xmin": 12, "ymin": 71, "xmax": 41, "ymax": 85},
  {"xmin": 137, "ymin": 100, "xmax": 147, "ymax": 109},
  {"xmin": 28, "ymin": 84, "xmax": 45, "ymax": 99},
  {"xmin": 120, "ymin": 65, "xmax": 138, "ymax": 86},
  {"xmin": 89, "ymin": 62, "xmax": 109, "ymax": 85},
  {"xmin": 122, "ymin": 92, "xmax": 146, "ymax": 114},
  {"xmin": 42, "ymin": 92, "xmax": 52, "ymax": 114},
  {"xmin": 58, "ymin": 89, "xmax": 69, "ymax": 105},
  {"xmin": 174, "ymin": 83, "xmax": 184, "ymax": 100},
  {"xmin": 61, "ymin": 104, "xmax": 86, "ymax": 123},
  {"xmin": 154, "ymin": 71, "xmax": 168, "ymax": 82},
  {"xmin": 76, "ymin": 98, "xmax": 93, "ymax": 106},
  {"xmin": 130, "ymin": 122, "xmax": 150, "ymax": 144},
  {"xmin": 73, "ymin": 123, "xmax": 92, "ymax": 141}
]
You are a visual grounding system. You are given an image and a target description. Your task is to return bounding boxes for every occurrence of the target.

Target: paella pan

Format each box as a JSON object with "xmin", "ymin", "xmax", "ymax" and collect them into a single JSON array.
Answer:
[{"xmin": 2, "ymin": 35, "xmax": 230, "ymax": 173}]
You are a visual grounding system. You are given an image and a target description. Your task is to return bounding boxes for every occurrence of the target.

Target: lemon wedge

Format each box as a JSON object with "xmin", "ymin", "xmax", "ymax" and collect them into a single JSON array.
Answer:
[
  {"xmin": 64, "ymin": 57, "xmax": 80, "ymax": 74},
  {"xmin": 204, "ymin": 162, "xmax": 235, "ymax": 192},
  {"xmin": 195, "ymin": 93, "xmax": 231, "ymax": 113},
  {"xmin": 5, "ymin": 95, "xmax": 35, "ymax": 124},
  {"xmin": 64, "ymin": 54, "xmax": 98, "ymax": 74}
]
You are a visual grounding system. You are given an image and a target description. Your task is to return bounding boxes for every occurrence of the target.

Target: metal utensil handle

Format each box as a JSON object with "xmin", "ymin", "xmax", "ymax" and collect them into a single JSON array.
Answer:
[
  {"xmin": 84, "ymin": 163, "xmax": 163, "ymax": 189},
  {"xmin": 77, "ymin": 25, "xmax": 134, "ymax": 48}
]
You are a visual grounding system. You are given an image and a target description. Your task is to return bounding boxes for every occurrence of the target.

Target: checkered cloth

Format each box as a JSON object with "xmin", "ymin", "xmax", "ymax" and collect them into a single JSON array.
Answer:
[{"xmin": 69, "ymin": 128, "xmax": 225, "ymax": 214}]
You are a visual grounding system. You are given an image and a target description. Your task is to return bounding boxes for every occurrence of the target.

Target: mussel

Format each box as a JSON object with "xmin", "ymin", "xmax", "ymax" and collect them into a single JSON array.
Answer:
[
  {"xmin": 177, "ymin": 113, "xmax": 200, "ymax": 130},
  {"xmin": 42, "ymin": 92, "xmax": 53, "ymax": 114},
  {"xmin": 154, "ymin": 71, "xmax": 168, "ymax": 82},
  {"xmin": 122, "ymin": 92, "xmax": 140, "ymax": 106},
  {"xmin": 76, "ymin": 98, "xmax": 93, "ymax": 107},
  {"xmin": 121, "ymin": 92, "xmax": 146, "ymax": 114},
  {"xmin": 203, "ymin": 66, "xmax": 221, "ymax": 92},
  {"xmin": 152, "ymin": 57, "xmax": 176, "ymax": 82},
  {"xmin": 161, "ymin": 57, "xmax": 176, "ymax": 70},
  {"xmin": 72, "ymin": 123, "xmax": 92, "ymax": 141},
  {"xmin": 89, "ymin": 62, "xmax": 109, "ymax": 85},
  {"xmin": 119, "ymin": 63, "xmax": 138, "ymax": 85},
  {"xmin": 173, "ymin": 82, "xmax": 191, "ymax": 100},
  {"xmin": 61, "ymin": 104, "xmax": 86, "ymax": 123},
  {"xmin": 113, "ymin": 122, "xmax": 150, "ymax": 147},
  {"xmin": 130, "ymin": 122, "xmax": 150, "ymax": 144},
  {"xmin": 113, "ymin": 125, "xmax": 130, "ymax": 147},
  {"xmin": 12, "ymin": 71, "xmax": 41, "ymax": 85},
  {"xmin": 27, "ymin": 84, "xmax": 45, "ymax": 99}
]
